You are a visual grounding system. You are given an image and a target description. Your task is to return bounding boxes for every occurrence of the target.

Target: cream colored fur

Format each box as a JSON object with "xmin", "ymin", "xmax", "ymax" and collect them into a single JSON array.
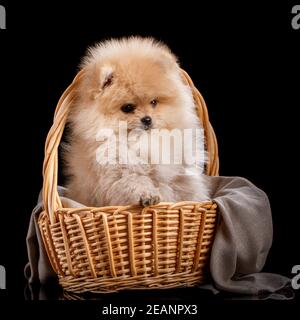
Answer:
[{"xmin": 64, "ymin": 37, "xmax": 209, "ymax": 207}]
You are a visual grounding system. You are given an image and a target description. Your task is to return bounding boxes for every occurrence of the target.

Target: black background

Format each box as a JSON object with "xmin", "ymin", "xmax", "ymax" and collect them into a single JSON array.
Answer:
[{"xmin": 0, "ymin": 0, "xmax": 299, "ymax": 317}]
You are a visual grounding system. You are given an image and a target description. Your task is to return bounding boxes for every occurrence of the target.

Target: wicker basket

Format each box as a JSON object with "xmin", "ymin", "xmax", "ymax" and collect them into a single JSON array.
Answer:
[{"xmin": 38, "ymin": 68, "xmax": 219, "ymax": 294}]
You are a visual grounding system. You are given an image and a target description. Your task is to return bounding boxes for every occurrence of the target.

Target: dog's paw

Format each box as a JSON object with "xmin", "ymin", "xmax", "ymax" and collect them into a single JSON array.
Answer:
[{"xmin": 139, "ymin": 193, "xmax": 161, "ymax": 207}]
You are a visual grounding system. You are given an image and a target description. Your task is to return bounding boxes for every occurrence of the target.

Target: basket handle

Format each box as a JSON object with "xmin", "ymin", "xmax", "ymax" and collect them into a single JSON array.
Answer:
[
  {"xmin": 42, "ymin": 68, "xmax": 219, "ymax": 223},
  {"xmin": 181, "ymin": 69, "xmax": 219, "ymax": 176}
]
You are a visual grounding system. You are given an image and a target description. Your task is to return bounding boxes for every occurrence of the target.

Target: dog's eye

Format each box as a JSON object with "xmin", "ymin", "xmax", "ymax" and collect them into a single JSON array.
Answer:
[
  {"xmin": 121, "ymin": 104, "xmax": 136, "ymax": 113},
  {"xmin": 150, "ymin": 99, "xmax": 158, "ymax": 107}
]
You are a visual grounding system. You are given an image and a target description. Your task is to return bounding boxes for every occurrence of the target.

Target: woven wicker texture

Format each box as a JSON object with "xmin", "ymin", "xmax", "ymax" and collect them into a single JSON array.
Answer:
[{"xmin": 38, "ymin": 69, "xmax": 219, "ymax": 293}]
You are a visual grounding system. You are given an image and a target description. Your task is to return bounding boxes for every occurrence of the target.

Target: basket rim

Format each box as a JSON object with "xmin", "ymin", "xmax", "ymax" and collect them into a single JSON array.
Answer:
[{"xmin": 38, "ymin": 201, "xmax": 218, "ymax": 221}]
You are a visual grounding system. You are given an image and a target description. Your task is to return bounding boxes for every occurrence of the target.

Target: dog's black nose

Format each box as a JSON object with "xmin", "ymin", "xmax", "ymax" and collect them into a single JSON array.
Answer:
[{"xmin": 141, "ymin": 116, "xmax": 152, "ymax": 126}]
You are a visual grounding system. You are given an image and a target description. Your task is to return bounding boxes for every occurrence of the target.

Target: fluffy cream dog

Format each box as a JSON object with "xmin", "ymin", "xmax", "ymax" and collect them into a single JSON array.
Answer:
[{"xmin": 64, "ymin": 37, "xmax": 209, "ymax": 207}]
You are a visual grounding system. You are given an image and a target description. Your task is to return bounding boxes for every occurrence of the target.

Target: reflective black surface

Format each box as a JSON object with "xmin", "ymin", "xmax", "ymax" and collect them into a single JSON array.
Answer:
[{"xmin": 23, "ymin": 282, "xmax": 296, "ymax": 301}]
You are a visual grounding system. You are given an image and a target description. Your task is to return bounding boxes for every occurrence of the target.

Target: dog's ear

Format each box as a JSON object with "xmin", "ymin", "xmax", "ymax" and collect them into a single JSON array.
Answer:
[
  {"xmin": 85, "ymin": 64, "xmax": 114, "ymax": 100},
  {"xmin": 100, "ymin": 64, "xmax": 114, "ymax": 90}
]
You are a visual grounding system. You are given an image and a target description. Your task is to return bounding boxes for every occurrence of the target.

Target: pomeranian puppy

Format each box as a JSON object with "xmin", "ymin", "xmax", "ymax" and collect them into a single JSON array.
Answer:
[{"xmin": 64, "ymin": 37, "xmax": 209, "ymax": 207}]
